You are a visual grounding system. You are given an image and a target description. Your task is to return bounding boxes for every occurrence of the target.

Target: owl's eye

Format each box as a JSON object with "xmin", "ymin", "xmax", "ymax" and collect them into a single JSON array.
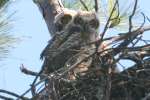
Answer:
[
  {"xmin": 60, "ymin": 14, "xmax": 72, "ymax": 25},
  {"xmin": 74, "ymin": 16, "xmax": 84, "ymax": 25},
  {"xmin": 89, "ymin": 19, "xmax": 99, "ymax": 29}
]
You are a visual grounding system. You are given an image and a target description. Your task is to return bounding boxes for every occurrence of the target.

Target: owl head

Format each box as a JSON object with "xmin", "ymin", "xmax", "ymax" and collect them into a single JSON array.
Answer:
[
  {"xmin": 54, "ymin": 9, "xmax": 77, "ymax": 32},
  {"xmin": 73, "ymin": 11, "xmax": 99, "ymax": 32},
  {"xmin": 55, "ymin": 9, "xmax": 99, "ymax": 32}
]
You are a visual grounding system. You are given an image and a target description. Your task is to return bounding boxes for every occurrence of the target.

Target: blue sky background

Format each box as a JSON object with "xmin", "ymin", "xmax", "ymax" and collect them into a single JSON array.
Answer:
[
  {"xmin": 0, "ymin": 0, "xmax": 150, "ymax": 97},
  {"xmin": 0, "ymin": 0, "xmax": 49, "ymax": 96}
]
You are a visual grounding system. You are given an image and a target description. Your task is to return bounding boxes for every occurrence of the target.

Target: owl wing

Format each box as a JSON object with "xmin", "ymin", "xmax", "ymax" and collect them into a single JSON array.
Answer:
[
  {"xmin": 49, "ymin": 32, "xmax": 82, "ymax": 60},
  {"xmin": 40, "ymin": 25, "xmax": 83, "ymax": 60},
  {"xmin": 40, "ymin": 32, "xmax": 82, "ymax": 74},
  {"xmin": 40, "ymin": 30, "xmax": 70, "ymax": 60}
]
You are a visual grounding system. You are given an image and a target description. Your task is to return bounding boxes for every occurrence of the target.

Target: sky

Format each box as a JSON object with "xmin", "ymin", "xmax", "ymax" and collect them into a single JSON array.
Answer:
[
  {"xmin": 0, "ymin": 0, "xmax": 49, "ymax": 97},
  {"xmin": 0, "ymin": 0, "xmax": 150, "ymax": 98}
]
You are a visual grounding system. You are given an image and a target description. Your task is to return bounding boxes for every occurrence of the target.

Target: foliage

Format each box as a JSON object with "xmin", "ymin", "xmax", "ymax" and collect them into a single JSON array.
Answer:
[
  {"xmin": 63, "ymin": 0, "xmax": 142, "ymax": 32},
  {"xmin": 0, "ymin": 0, "xmax": 18, "ymax": 61},
  {"xmin": 0, "ymin": 0, "xmax": 8, "ymax": 8}
]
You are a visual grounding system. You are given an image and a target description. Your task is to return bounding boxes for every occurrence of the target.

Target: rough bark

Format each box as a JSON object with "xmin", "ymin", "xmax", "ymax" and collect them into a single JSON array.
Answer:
[{"xmin": 34, "ymin": 0, "xmax": 64, "ymax": 36}]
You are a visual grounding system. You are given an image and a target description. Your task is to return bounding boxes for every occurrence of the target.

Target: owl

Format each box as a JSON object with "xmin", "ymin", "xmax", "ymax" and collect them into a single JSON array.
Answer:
[{"xmin": 40, "ymin": 9, "xmax": 100, "ymax": 79}]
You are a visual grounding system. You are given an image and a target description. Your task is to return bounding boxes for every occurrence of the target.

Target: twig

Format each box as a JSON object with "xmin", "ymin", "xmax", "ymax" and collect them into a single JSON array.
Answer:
[
  {"xmin": 128, "ymin": 0, "xmax": 138, "ymax": 32},
  {"xmin": 30, "ymin": 84, "xmax": 36, "ymax": 97},
  {"xmin": 94, "ymin": 0, "xmax": 98, "ymax": 12},
  {"xmin": 140, "ymin": 12, "xmax": 146, "ymax": 28},
  {"xmin": 0, "ymin": 95, "xmax": 13, "ymax": 100},
  {"xmin": 0, "ymin": 89, "xmax": 28, "ymax": 100},
  {"xmin": 20, "ymin": 63, "xmax": 45, "ymax": 95},
  {"xmin": 100, "ymin": 0, "xmax": 118, "ymax": 40},
  {"xmin": 17, "ymin": 78, "xmax": 46, "ymax": 100},
  {"xmin": 19, "ymin": 63, "xmax": 76, "ymax": 98},
  {"xmin": 79, "ymin": 0, "xmax": 89, "ymax": 11},
  {"xmin": 20, "ymin": 64, "xmax": 39, "ymax": 76},
  {"xmin": 131, "ymin": 35, "xmax": 142, "ymax": 47},
  {"xmin": 19, "ymin": 65, "xmax": 47, "ymax": 99},
  {"xmin": 20, "ymin": 65, "xmax": 40, "ymax": 97},
  {"xmin": 58, "ymin": 0, "xmax": 64, "ymax": 8}
]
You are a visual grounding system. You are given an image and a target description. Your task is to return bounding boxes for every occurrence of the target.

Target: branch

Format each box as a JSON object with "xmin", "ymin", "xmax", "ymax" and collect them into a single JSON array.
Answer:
[
  {"xmin": 79, "ymin": 0, "xmax": 89, "ymax": 11},
  {"xmin": 20, "ymin": 64, "xmax": 47, "ymax": 99},
  {"xmin": 0, "ymin": 95, "xmax": 13, "ymax": 100},
  {"xmin": 94, "ymin": 0, "xmax": 98, "ymax": 12},
  {"xmin": 20, "ymin": 64, "xmax": 39, "ymax": 76},
  {"xmin": 18, "ymin": 77, "xmax": 46, "ymax": 100},
  {"xmin": 19, "ymin": 66, "xmax": 74, "ymax": 99},
  {"xmin": 20, "ymin": 65, "xmax": 44, "ymax": 98},
  {"xmin": 128, "ymin": 0, "xmax": 138, "ymax": 32},
  {"xmin": 33, "ymin": 0, "xmax": 64, "ymax": 36},
  {"xmin": 113, "ymin": 26, "xmax": 148, "ymax": 56},
  {"xmin": 0, "ymin": 89, "xmax": 28, "ymax": 100},
  {"xmin": 100, "ymin": 0, "xmax": 118, "ymax": 40}
]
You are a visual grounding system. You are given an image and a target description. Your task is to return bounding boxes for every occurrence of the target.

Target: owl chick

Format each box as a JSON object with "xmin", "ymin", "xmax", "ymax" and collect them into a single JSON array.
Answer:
[{"xmin": 40, "ymin": 9, "xmax": 100, "ymax": 79}]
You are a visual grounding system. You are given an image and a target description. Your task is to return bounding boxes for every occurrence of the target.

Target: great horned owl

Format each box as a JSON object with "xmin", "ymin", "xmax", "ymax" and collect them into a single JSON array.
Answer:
[{"xmin": 40, "ymin": 9, "xmax": 100, "ymax": 79}]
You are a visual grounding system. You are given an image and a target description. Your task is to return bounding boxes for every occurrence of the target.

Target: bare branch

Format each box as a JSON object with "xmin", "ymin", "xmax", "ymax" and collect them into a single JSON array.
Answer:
[
  {"xmin": 0, "ymin": 89, "xmax": 28, "ymax": 100},
  {"xmin": 128, "ymin": 0, "xmax": 138, "ymax": 32},
  {"xmin": 100, "ymin": 0, "xmax": 119, "ymax": 41},
  {"xmin": 0, "ymin": 95, "xmax": 13, "ymax": 100},
  {"xmin": 94, "ymin": 0, "xmax": 98, "ymax": 12},
  {"xmin": 79, "ymin": 0, "xmax": 89, "ymax": 11},
  {"xmin": 20, "ymin": 64, "xmax": 39, "ymax": 76}
]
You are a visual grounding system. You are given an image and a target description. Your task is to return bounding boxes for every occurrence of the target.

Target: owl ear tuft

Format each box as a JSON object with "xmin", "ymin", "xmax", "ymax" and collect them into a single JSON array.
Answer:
[
  {"xmin": 54, "ymin": 12, "xmax": 72, "ymax": 32},
  {"xmin": 60, "ymin": 14, "xmax": 72, "ymax": 25}
]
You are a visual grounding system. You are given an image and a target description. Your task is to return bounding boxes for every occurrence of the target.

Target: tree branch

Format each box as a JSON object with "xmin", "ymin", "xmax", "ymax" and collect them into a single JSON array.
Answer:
[
  {"xmin": 0, "ymin": 95, "xmax": 13, "ymax": 100},
  {"xmin": 20, "ymin": 64, "xmax": 39, "ymax": 76},
  {"xmin": 128, "ymin": 0, "xmax": 138, "ymax": 32},
  {"xmin": 79, "ymin": 0, "xmax": 89, "ymax": 11},
  {"xmin": 33, "ymin": 0, "xmax": 64, "ymax": 36},
  {"xmin": 94, "ymin": 0, "xmax": 98, "ymax": 12},
  {"xmin": 0, "ymin": 89, "xmax": 28, "ymax": 100},
  {"xmin": 100, "ymin": 0, "xmax": 118, "ymax": 40}
]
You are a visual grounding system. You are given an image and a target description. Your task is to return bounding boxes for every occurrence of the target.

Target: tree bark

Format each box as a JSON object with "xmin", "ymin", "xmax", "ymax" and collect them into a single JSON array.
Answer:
[{"xmin": 34, "ymin": 0, "xmax": 64, "ymax": 36}]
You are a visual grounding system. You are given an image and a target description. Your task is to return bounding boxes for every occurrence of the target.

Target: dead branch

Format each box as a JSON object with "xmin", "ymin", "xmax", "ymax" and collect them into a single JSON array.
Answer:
[
  {"xmin": 0, "ymin": 89, "xmax": 28, "ymax": 100},
  {"xmin": 94, "ymin": 0, "xmax": 98, "ymax": 12},
  {"xmin": 79, "ymin": 0, "xmax": 89, "ymax": 11},
  {"xmin": 100, "ymin": 0, "xmax": 119, "ymax": 40},
  {"xmin": 20, "ymin": 64, "xmax": 39, "ymax": 76},
  {"xmin": 0, "ymin": 95, "xmax": 13, "ymax": 100},
  {"xmin": 129, "ymin": 0, "xmax": 138, "ymax": 32}
]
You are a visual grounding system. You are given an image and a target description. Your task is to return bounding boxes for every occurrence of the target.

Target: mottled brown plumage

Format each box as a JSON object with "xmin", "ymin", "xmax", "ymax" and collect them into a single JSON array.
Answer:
[{"xmin": 40, "ymin": 9, "xmax": 100, "ymax": 79}]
